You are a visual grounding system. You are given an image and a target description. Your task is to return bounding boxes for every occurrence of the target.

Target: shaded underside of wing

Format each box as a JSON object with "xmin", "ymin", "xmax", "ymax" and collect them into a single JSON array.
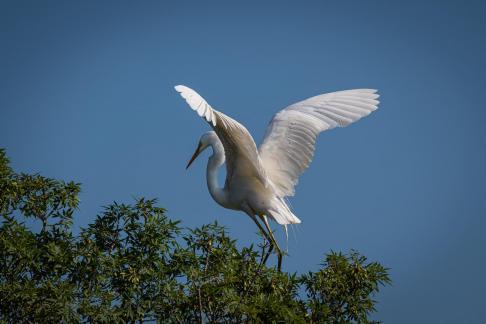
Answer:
[
  {"xmin": 175, "ymin": 85, "xmax": 268, "ymax": 187},
  {"xmin": 259, "ymin": 89, "xmax": 380, "ymax": 197}
]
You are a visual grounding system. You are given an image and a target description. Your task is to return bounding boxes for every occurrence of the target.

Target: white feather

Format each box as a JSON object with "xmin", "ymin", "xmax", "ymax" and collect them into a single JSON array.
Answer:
[
  {"xmin": 175, "ymin": 85, "xmax": 268, "ymax": 188},
  {"xmin": 259, "ymin": 89, "xmax": 379, "ymax": 197}
]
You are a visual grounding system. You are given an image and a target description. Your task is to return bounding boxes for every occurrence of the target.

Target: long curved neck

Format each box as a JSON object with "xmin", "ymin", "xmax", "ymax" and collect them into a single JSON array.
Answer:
[{"xmin": 207, "ymin": 140, "xmax": 229, "ymax": 208}]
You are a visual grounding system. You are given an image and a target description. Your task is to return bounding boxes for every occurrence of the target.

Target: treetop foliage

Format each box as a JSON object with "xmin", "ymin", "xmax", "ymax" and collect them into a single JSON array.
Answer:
[{"xmin": 0, "ymin": 149, "xmax": 390, "ymax": 323}]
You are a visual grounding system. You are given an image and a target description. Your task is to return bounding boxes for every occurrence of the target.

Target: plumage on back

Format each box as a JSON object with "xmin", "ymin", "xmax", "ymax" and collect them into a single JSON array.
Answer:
[{"xmin": 259, "ymin": 89, "xmax": 380, "ymax": 197}]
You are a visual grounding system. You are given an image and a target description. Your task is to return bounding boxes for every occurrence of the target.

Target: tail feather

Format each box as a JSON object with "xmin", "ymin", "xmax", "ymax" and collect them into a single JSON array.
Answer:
[{"xmin": 267, "ymin": 198, "xmax": 301, "ymax": 225}]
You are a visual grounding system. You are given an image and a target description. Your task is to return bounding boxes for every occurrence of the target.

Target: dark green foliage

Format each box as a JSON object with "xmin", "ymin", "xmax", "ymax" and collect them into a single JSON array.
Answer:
[
  {"xmin": 302, "ymin": 252, "xmax": 391, "ymax": 323},
  {"xmin": 72, "ymin": 199, "xmax": 181, "ymax": 322},
  {"xmin": 175, "ymin": 223, "xmax": 306, "ymax": 323},
  {"xmin": 0, "ymin": 149, "xmax": 390, "ymax": 323}
]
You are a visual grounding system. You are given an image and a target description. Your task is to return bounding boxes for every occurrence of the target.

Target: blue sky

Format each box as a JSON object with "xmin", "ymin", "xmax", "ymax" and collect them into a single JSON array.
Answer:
[{"xmin": 1, "ymin": 0, "xmax": 485, "ymax": 322}]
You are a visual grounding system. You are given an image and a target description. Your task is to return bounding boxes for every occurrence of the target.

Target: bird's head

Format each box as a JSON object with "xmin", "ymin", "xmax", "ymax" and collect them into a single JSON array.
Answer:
[{"xmin": 186, "ymin": 131, "xmax": 218, "ymax": 169}]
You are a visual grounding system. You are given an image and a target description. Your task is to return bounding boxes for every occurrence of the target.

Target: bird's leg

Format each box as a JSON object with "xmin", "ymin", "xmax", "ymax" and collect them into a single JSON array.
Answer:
[
  {"xmin": 257, "ymin": 229, "xmax": 274, "ymax": 266},
  {"xmin": 249, "ymin": 214, "xmax": 269, "ymax": 241},
  {"xmin": 259, "ymin": 235, "xmax": 274, "ymax": 267},
  {"xmin": 259, "ymin": 215, "xmax": 283, "ymax": 271},
  {"xmin": 262, "ymin": 241, "xmax": 274, "ymax": 265},
  {"xmin": 248, "ymin": 214, "xmax": 273, "ymax": 265}
]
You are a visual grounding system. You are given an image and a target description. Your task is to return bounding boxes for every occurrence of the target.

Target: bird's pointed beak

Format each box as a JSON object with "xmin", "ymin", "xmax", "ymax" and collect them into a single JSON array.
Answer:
[{"xmin": 186, "ymin": 142, "xmax": 203, "ymax": 169}]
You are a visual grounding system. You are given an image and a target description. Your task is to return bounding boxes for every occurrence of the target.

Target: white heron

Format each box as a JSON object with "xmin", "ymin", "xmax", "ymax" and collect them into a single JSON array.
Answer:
[{"xmin": 176, "ymin": 85, "xmax": 379, "ymax": 269}]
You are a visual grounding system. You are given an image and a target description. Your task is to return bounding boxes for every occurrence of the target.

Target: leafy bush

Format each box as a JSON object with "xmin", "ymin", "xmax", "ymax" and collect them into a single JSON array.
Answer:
[{"xmin": 0, "ymin": 149, "xmax": 390, "ymax": 323}]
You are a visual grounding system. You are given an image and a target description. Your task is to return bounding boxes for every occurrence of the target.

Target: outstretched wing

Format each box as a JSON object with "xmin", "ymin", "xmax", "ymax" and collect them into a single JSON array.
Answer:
[
  {"xmin": 259, "ymin": 89, "xmax": 379, "ymax": 197},
  {"xmin": 175, "ymin": 85, "xmax": 268, "ymax": 188}
]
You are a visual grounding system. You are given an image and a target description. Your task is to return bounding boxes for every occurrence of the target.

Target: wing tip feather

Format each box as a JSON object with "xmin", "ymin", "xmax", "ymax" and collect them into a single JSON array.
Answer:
[{"xmin": 174, "ymin": 84, "xmax": 187, "ymax": 93}]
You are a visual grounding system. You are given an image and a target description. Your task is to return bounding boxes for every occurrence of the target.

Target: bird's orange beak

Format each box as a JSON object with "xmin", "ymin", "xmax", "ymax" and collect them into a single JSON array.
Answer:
[{"xmin": 186, "ymin": 142, "xmax": 203, "ymax": 169}]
